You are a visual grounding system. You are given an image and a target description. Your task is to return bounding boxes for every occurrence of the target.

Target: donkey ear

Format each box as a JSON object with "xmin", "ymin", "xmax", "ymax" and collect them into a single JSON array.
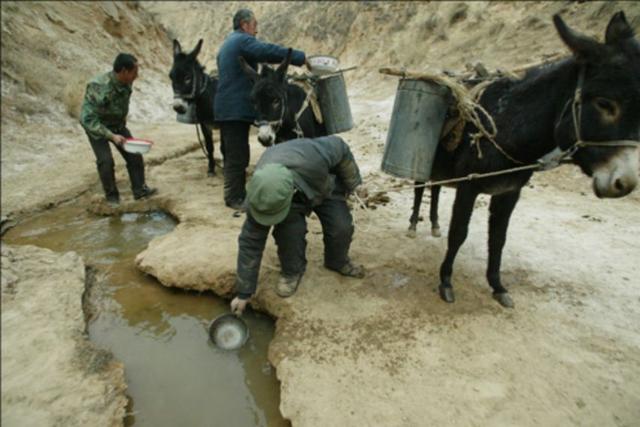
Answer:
[
  {"xmin": 553, "ymin": 14, "xmax": 601, "ymax": 63},
  {"xmin": 173, "ymin": 39, "xmax": 182, "ymax": 56},
  {"xmin": 189, "ymin": 39, "xmax": 203, "ymax": 59},
  {"xmin": 238, "ymin": 56, "xmax": 259, "ymax": 82},
  {"xmin": 605, "ymin": 11, "xmax": 635, "ymax": 45},
  {"xmin": 276, "ymin": 48, "xmax": 293, "ymax": 82}
]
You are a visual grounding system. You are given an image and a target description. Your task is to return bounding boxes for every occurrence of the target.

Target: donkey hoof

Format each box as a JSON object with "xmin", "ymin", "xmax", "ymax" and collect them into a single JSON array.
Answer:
[
  {"xmin": 439, "ymin": 286, "xmax": 455, "ymax": 303},
  {"xmin": 406, "ymin": 228, "xmax": 417, "ymax": 238},
  {"xmin": 493, "ymin": 292, "xmax": 514, "ymax": 308},
  {"xmin": 431, "ymin": 227, "xmax": 441, "ymax": 238},
  {"xmin": 207, "ymin": 170, "xmax": 215, "ymax": 177}
]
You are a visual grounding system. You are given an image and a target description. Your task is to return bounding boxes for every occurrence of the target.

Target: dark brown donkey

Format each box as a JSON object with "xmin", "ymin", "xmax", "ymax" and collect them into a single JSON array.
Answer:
[
  {"xmin": 170, "ymin": 39, "xmax": 220, "ymax": 176},
  {"xmin": 421, "ymin": 11, "xmax": 639, "ymax": 307},
  {"xmin": 239, "ymin": 49, "xmax": 327, "ymax": 146}
]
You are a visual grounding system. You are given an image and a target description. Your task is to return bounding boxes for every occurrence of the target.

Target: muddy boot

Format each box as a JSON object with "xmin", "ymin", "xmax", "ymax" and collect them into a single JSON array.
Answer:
[
  {"xmin": 333, "ymin": 261, "xmax": 365, "ymax": 279},
  {"xmin": 106, "ymin": 195, "xmax": 120, "ymax": 208},
  {"xmin": 134, "ymin": 185, "xmax": 157, "ymax": 200},
  {"xmin": 275, "ymin": 273, "xmax": 303, "ymax": 298}
]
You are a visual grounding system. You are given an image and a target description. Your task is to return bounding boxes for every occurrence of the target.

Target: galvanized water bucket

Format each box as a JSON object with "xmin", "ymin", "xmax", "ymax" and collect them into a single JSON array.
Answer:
[
  {"xmin": 176, "ymin": 102, "xmax": 198, "ymax": 124},
  {"xmin": 381, "ymin": 79, "xmax": 451, "ymax": 181},
  {"xmin": 317, "ymin": 73, "xmax": 353, "ymax": 134}
]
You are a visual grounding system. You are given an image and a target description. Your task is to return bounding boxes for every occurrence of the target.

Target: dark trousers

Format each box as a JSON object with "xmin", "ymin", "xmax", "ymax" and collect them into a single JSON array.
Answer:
[
  {"xmin": 219, "ymin": 121, "xmax": 250, "ymax": 206},
  {"xmin": 273, "ymin": 196, "xmax": 355, "ymax": 275},
  {"xmin": 86, "ymin": 127, "xmax": 145, "ymax": 200},
  {"xmin": 236, "ymin": 194, "xmax": 355, "ymax": 296}
]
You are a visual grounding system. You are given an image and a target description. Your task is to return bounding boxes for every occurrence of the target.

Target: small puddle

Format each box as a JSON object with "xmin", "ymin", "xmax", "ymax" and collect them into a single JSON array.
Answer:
[{"xmin": 3, "ymin": 202, "xmax": 287, "ymax": 426}]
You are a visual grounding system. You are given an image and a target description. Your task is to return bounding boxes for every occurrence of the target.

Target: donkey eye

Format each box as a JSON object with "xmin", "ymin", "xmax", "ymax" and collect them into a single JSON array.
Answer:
[
  {"xmin": 185, "ymin": 77, "xmax": 192, "ymax": 84},
  {"xmin": 272, "ymin": 99, "xmax": 280, "ymax": 107},
  {"xmin": 593, "ymin": 97, "xmax": 618, "ymax": 117}
]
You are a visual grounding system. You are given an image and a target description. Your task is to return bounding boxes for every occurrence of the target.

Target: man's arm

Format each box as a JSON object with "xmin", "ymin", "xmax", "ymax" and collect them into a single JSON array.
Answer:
[
  {"xmin": 315, "ymin": 136, "xmax": 363, "ymax": 193},
  {"xmin": 240, "ymin": 36, "xmax": 305, "ymax": 66},
  {"xmin": 79, "ymin": 82, "xmax": 116, "ymax": 142},
  {"xmin": 235, "ymin": 215, "xmax": 271, "ymax": 299}
]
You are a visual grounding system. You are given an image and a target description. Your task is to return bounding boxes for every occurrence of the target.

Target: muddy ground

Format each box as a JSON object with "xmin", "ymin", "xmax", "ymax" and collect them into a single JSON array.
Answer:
[{"xmin": 2, "ymin": 2, "xmax": 640, "ymax": 426}]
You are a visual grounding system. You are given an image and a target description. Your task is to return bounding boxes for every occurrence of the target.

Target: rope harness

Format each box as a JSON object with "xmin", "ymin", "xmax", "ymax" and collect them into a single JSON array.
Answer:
[
  {"xmin": 291, "ymin": 80, "xmax": 322, "ymax": 138},
  {"xmin": 252, "ymin": 68, "xmax": 354, "ymax": 140},
  {"xmin": 173, "ymin": 66, "xmax": 213, "ymax": 158},
  {"xmin": 254, "ymin": 78, "xmax": 322, "ymax": 140},
  {"xmin": 254, "ymin": 89, "xmax": 287, "ymax": 137},
  {"xmin": 173, "ymin": 66, "xmax": 209, "ymax": 102}
]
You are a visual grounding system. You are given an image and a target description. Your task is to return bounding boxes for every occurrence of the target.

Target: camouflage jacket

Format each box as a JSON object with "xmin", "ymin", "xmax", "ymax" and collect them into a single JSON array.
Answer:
[{"xmin": 80, "ymin": 71, "xmax": 132, "ymax": 141}]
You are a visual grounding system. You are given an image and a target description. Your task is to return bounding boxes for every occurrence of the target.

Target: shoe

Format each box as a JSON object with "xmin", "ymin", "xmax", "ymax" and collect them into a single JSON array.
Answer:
[
  {"xmin": 105, "ymin": 196, "xmax": 120, "ymax": 208},
  {"xmin": 334, "ymin": 261, "xmax": 365, "ymax": 279},
  {"xmin": 134, "ymin": 185, "xmax": 157, "ymax": 200},
  {"xmin": 226, "ymin": 200, "xmax": 246, "ymax": 212},
  {"xmin": 275, "ymin": 273, "xmax": 303, "ymax": 298}
]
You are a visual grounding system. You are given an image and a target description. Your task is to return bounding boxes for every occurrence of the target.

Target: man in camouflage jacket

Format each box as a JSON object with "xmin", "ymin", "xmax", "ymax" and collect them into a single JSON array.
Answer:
[
  {"xmin": 80, "ymin": 53, "xmax": 156, "ymax": 205},
  {"xmin": 230, "ymin": 135, "xmax": 366, "ymax": 315}
]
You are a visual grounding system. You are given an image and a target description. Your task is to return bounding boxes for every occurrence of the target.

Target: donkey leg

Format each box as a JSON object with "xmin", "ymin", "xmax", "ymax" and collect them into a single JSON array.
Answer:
[
  {"xmin": 407, "ymin": 182, "xmax": 425, "ymax": 238},
  {"xmin": 487, "ymin": 190, "xmax": 521, "ymax": 308},
  {"xmin": 201, "ymin": 124, "xmax": 215, "ymax": 176},
  {"xmin": 439, "ymin": 185, "xmax": 479, "ymax": 303},
  {"xmin": 430, "ymin": 185, "xmax": 442, "ymax": 237}
]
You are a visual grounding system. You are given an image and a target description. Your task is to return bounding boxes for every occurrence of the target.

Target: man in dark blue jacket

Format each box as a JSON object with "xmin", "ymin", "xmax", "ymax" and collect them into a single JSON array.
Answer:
[{"xmin": 215, "ymin": 9, "xmax": 307, "ymax": 209}]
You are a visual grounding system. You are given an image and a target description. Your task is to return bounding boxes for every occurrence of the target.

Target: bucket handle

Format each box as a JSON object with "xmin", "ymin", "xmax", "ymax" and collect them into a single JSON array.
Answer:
[{"xmin": 317, "ymin": 66, "xmax": 358, "ymax": 80}]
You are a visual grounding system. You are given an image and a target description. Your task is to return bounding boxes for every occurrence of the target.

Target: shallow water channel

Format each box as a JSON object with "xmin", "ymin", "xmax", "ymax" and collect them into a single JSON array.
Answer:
[{"xmin": 3, "ymin": 202, "xmax": 287, "ymax": 427}]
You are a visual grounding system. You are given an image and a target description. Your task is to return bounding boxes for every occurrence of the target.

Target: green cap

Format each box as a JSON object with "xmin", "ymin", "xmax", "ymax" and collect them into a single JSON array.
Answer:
[{"xmin": 247, "ymin": 164, "xmax": 295, "ymax": 226}]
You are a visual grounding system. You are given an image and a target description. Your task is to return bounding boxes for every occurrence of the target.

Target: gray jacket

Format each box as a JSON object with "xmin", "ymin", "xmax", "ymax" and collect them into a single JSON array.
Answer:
[
  {"xmin": 235, "ymin": 136, "xmax": 362, "ymax": 297},
  {"xmin": 254, "ymin": 135, "xmax": 362, "ymax": 205}
]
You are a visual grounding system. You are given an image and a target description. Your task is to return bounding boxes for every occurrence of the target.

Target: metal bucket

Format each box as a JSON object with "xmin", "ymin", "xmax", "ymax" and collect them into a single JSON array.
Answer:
[
  {"xmin": 317, "ymin": 73, "xmax": 353, "ymax": 134},
  {"xmin": 176, "ymin": 102, "xmax": 198, "ymax": 124},
  {"xmin": 381, "ymin": 79, "xmax": 451, "ymax": 181}
]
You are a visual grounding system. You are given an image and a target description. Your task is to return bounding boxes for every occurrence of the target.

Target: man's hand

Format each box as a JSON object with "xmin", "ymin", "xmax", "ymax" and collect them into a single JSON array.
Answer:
[
  {"xmin": 111, "ymin": 134, "xmax": 127, "ymax": 146},
  {"xmin": 230, "ymin": 297, "xmax": 249, "ymax": 315}
]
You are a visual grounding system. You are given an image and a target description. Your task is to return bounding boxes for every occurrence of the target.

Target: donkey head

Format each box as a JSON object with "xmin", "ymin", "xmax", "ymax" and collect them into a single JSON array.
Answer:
[
  {"xmin": 170, "ymin": 39, "xmax": 204, "ymax": 114},
  {"xmin": 240, "ymin": 48, "xmax": 293, "ymax": 146},
  {"xmin": 553, "ymin": 12, "xmax": 640, "ymax": 198}
]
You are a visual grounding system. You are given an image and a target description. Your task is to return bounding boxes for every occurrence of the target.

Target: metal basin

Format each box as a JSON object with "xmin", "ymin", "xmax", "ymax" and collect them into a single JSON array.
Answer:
[
  {"xmin": 123, "ymin": 138, "xmax": 153, "ymax": 154},
  {"xmin": 307, "ymin": 55, "xmax": 339, "ymax": 75},
  {"xmin": 209, "ymin": 313, "xmax": 249, "ymax": 351}
]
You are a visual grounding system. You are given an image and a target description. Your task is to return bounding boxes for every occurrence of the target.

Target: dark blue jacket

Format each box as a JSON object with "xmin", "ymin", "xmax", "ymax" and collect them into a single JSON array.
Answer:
[{"xmin": 215, "ymin": 31, "xmax": 305, "ymax": 122}]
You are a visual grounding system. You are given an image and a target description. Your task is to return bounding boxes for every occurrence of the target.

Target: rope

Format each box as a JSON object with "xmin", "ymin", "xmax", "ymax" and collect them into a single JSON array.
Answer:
[
  {"xmin": 367, "ymin": 163, "xmax": 542, "ymax": 195},
  {"xmin": 379, "ymin": 67, "xmax": 525, "ymax": 164},
  {"xmin": 289, "ymin": 77, "xmax": 324, "ymax": 129},
  {"xmin": 348, "ymin": 163, "xmax": 543, "ymax": 232},
  {"xmin": 195, "ymin": 124, "xmax": 209, "ymax": 158},
  {"xmin": 350, "ymin": 192, "xmax": 374, "ymax": 233}
]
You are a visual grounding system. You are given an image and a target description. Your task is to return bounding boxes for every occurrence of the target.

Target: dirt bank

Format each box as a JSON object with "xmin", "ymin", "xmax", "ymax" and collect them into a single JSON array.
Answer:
[{"xmin": 1, "ymin": 244, "xmax": 127, "ymax": 426}]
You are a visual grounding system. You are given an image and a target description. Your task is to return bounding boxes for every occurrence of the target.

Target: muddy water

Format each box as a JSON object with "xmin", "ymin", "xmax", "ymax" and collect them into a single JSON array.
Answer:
[{"xmin": 3, "ymin": 202, "xmax": 287, "ymax": 427}]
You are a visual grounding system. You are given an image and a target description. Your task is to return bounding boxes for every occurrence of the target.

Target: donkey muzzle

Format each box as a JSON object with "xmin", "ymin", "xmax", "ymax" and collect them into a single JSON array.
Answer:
[
  {"xmin": 257, "ymin": 124, "xmax": 276, "ymax": 147},
  {"xmin": 592, "ymin": 147, "xmax": 639, "ymax": 198},
  {"xmin": 172, "ymin": 97, "xmax": 188, "ymax": 114}
]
